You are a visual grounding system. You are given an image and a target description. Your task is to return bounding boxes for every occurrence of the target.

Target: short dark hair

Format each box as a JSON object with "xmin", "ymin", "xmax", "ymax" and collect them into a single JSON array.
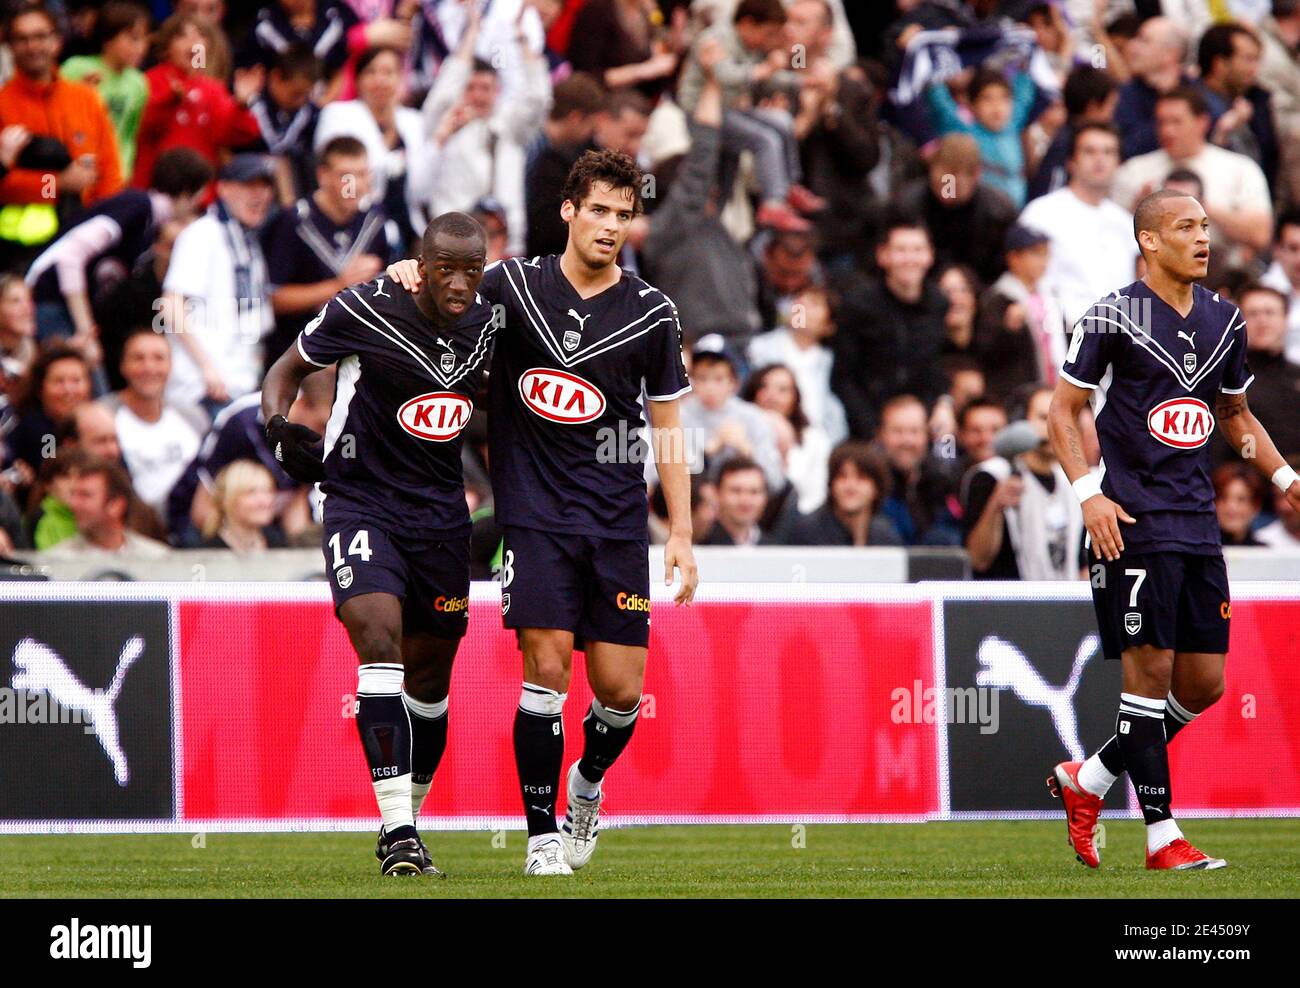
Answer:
[
  {"xmin": 1197, "ymin": 23, "xmax": 1259, "ymax": 79},
  {"xmin": 319, "ymin": 135, "xmax": 368, "ymax": 166},
  {"xmin": 4, "ymin": 1, "xmax": 57, "ymax": 37},
  {"xmin": 91, "ymin": 0, "xmax": 147, "ymax": 50},
  {"xmin": 603, "ymin": 87, "xmax": 651, "ymax": 120},
  {"xmin": 561, "ymin": 148, "xmax": 644, "ymax": 215},
  {"xmin": 716, "ymin": 455, "xmax": 766, "ymax": 489},
  {"xmin": 957, "ymin": 395, "xmax": 1006, "ymax": 431},
  {"xmin": 68, "ymin": 454, "xmax": 134, "ymax": 507},
  {"xmin": 550, "ymin": 72, "xmax": 606, "ymax": 120},
  {"xmin": 471, "ymin": 56, "xmax": 496, "ymax": 76},
  {"xmin": 1275, "ymin": 206, "xmax": 1300, "ymax": 241},
  {"xmin": 271, "ymin": 42, "xmax": 321, "ymax": 82},
  {"xmin": 1164, "ymin": 167, "xmax": 1203, "ymax": 195},
  {"xmin": 421, "ymin": 211, "xmax": 486, "ymax": 255},
  {"xmin": 1155, "ymin": 84, "xmax": 1209, "ymax": 118},
  {"xmin": 1062, "ymin": 65, "xmax": 1118, "ymax": 118},
  {"xmin": 1133, "ymin": 187, "xmax": 1198, "ymax": 243},
  {"xmin": 149, "ymin": 147, "xmax": 214, "ymax": 197},
  {"xmin": 968, "ymin": 68, "xmax": 1011, "ymax": 104},
  {"xmin": 121, "ymin": 325, "xmax": 167, "ymax": 355},
  {"xmin": 1068, "ymin": 121, "xmax": 1120, "ymax": 159},
  {"xmin": 879, "ymin": 393, "xmax": 927, "ymax": 427},
  {"xmin": 355, "ymin": 45, "xmax": 401, "ymax": 78},
  {"xmin": 878, "ymin": 216, "xmax": 931, "ymax": 248},
  {"xmin": 690, "ymin": 350, "xmax": 736, "ymax": 377},
  {"xmin": 827, "ymin": 440, "xmax": 891, "ymax": 508},
  {"xmin": 1236, "ymin": 281, "xmax": 1288, "ymax": 310},
  {"xmin": 734, "ymin": 0, "xmax": 786, "ymax": 25}
]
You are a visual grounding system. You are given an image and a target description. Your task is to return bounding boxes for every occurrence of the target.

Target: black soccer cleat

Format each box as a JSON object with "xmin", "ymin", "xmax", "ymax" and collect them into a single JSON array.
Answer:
[
  {"xmin": 376, "ymin": 826, "xmax": 443, "ymax": 877},
  {"xmin": 380, "ymin": 837, "xmax": 426, "ymax": 877}
]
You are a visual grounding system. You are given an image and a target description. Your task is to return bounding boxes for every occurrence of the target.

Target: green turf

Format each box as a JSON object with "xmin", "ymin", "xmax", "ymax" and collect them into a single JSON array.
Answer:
[{"xmin": 3, "ymin": 820, "xmax": 1297, "ymax": 898}]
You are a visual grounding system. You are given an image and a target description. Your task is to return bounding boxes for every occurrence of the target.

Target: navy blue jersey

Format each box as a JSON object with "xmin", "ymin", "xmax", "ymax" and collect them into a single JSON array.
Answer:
[
  {"xmin": 238, "ymin": 1, "xmax": 357, "ymax": 75},
  {"xmin": 27, "ymin": 189, "xmax": 159, "ymax": 304},
  {"xmin": 297, "ymin": 276, "xmax": 498, "ymax": 536},
  {"xmin": 480, "ymin": 255, "xmax": 691, "ymax": 539},
  {"xmin": 266, "ymin": 198, "xmax": 399, "ymax": 293},
  {"xmin": 1061, "ymin": 280, "xmax": 1253, "ymax": 554},
  {"xmin": 265, "ymin": 197, "xmax": 400, "ymax": 352}
]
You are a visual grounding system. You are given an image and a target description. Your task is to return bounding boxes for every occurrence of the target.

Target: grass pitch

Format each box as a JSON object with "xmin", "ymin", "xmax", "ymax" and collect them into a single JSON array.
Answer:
[{"xmin": 3, "ymin": 820, "xmax": 1297, "ymax": 898}]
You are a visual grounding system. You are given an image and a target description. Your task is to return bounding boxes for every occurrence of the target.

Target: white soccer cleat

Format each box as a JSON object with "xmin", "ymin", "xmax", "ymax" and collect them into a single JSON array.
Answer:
[
  {"xmin": 560, "ymin": 762, "xmax": 603, "ymax": 870},
  {"xmin": 523, "ymin": 836, "xmax": 573, "ymax": 876}
]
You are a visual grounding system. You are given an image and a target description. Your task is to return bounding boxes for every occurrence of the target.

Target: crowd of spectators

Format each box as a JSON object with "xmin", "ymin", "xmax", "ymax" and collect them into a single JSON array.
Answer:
[{"xmin": 2, "ymin": 0, "xmax": 1300, "ymax": 577}]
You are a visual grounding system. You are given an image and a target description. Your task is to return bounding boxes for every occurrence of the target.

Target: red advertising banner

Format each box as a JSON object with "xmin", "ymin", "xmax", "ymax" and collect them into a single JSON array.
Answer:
[
  {"xmin": 177, "ymin": 594, "xmax": 939, "ymax": 823},
  {"xmin": 1169, "ymin": 599, "xmax": 1300, "ymax": 812}
]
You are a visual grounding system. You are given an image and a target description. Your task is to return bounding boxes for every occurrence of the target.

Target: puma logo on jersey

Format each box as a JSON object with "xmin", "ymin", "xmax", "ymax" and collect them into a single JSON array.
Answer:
[
  {"xmin": 1147, "ymin": 396, "xmax": 1212, "ymax": 449},
  {"xmin": 373, "ymin": 278, "xmax": 389, "ymax": 298},
  {"xmin": 397, "ymin": 391, "xmax": 473, "ymax": 441},
  {"xmin": 519, "ymin": 368, "xmax": 606, "ymax": 424},
  {"xmin": 1177, "ymin": 330, "xmax": 1196, "ymax": 346},
  {"xmin": 564, "ymin": 310, "xmax": 592, "ymax": 351},
  {"xmin": 435, "ymin": 337, "xmax": 456, "ymax": 372}
]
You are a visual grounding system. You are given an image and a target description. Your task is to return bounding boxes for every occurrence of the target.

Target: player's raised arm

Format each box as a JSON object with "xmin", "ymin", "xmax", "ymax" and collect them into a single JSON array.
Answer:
[
  {"xmin": 1215, "ymin": 390, "xmax": 1300, "ymax": 511},
  {"xmin": 647, "ymin": 397, "xmax": 699, "ymax": 606},
  {"xmin": 1048, "ymin": 376, "xmax": 1135, "ymax": 562}
]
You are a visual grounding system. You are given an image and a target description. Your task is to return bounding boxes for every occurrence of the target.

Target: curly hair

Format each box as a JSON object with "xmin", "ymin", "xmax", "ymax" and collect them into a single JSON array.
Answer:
[{"xmin": 561, "ymin": 149, "xmax": 644, "ymax": 216}]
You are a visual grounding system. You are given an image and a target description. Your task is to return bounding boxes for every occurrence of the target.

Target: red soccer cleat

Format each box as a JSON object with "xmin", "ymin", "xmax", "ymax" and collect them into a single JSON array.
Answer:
[
  {"xmin": 1047, "ymin": 760, "xmax": 1103, "ymax": 868},
  {"xmin": 1146, "ymin": 838, "xmax": 1227, "ymax": 871}
]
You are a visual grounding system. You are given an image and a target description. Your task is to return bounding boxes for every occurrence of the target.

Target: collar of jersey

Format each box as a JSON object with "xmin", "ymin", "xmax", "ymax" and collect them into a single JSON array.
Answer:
[
  {"xmin": 335, "ymin": 284, "xmax": 496, "ymax": 389},
  {"xmin": 1089, "ymin": 287, "xmax": 1241, "ymax": 392},
  {"xmin": 501, "ymin": 256, "xmax": 675, "ymax": 367}
]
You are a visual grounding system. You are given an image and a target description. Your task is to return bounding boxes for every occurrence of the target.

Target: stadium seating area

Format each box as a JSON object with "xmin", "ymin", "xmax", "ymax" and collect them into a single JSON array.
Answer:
[{"xmin": 2, "ymin": 0, "xmax": 1300, "ymax": 577}]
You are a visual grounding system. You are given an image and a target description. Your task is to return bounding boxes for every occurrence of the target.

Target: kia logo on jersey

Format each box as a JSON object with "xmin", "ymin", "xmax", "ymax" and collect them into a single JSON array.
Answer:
[
  {"xmin": 518, "ymin": 368, "xmax": 606, "ymax": 424},
  {"xmin": 397, "ymin": 392, "xmax": 473, "ymax": 441},
  {"xmin": 1147, "ymin": 397, "xmax": 1213, "ymax": 449}
]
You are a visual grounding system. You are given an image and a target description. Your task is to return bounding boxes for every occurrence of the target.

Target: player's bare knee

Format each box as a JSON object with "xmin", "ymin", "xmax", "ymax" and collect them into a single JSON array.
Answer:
[
  {"xmin": 1123, "ymin": 645, "xmax": 1174, "ymax": 696},
  {"xmin": 594, "ymin": 685, "xmax": 642, "ymax": 713},
  {"xmin": 526, "ymin": 655, "xmax": 570, "ymax": 693},
  {"xmin": 355, "ymin": 625, "xmax": 402, "ymax": 666},
  {"xmin": 403, "ymin": 667, "xmax": 448, "ymax": 704},
  {"xmin": 1181, "ymin": 678, "xmax": 1224, "ymax": 713}
]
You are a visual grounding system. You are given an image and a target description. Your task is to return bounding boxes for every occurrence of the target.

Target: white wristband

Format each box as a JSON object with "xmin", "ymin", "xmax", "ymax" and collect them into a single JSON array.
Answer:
[
  {"xmin": 1273, "ymin": 464, "xmax": 1299, "ymax": 494},
  {"xmin": 1072, "ymin": 473, "xmax": 1103, "ymax": 503}
]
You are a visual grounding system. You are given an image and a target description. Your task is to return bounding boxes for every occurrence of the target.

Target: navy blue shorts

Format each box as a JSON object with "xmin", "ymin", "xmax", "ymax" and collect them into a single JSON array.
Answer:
[
  {"xmin": 500, "ymin": 526, "xmax": 650, "ymax": 650},
  {"xmin": 322, "ymin": 499, "xmax": 470, "ymax": 639},
  {"xmin": 1091, "ymin": 551, "xmax": 1230, "ymax": 662}
]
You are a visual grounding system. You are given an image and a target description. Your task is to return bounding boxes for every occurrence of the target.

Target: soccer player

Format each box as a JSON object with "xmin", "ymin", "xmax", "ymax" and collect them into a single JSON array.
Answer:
[
  {"xmin": 261, "ymin": 212, "xmax": 497, "ymax": 877},
  {"xmin": 388, "ymin": 149, "xmax": 699, "ymax": 876},
  {"xmin": 1047, "ymin": 189, "xmax": 1300, "ymax": 871}
]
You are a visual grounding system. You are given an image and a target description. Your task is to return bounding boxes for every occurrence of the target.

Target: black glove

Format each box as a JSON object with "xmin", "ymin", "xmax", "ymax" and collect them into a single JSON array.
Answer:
[{"xmin": 265, "ymin": 414, "xmax": 325, "ymax": 484}]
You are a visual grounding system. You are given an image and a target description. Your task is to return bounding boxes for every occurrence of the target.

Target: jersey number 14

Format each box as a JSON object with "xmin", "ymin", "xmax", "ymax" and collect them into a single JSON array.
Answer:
[{"xmin": 329, "ymin": 530, "xmax": 373, "ymax": 569}]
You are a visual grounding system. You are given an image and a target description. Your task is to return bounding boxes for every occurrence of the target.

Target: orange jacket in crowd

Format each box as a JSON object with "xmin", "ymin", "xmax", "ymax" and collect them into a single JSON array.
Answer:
[
  {"xmin": 0, "ymin": 70, "xmax": 124, "ymax": 206},
  {"xmin": 132, "ymin": 61, "xmax": 261, "ymax": 189}
]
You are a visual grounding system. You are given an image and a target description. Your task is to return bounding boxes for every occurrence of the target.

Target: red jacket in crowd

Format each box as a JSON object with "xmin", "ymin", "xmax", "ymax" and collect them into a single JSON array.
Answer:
[{"xmin": 131, "ymin": 62, "xmax": 261, "ymax": 188}]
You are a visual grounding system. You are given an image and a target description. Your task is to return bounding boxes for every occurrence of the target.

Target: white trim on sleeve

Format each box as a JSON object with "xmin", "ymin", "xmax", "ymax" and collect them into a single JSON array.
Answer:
[
  {"xmin": 1059, "ymin": 369, "xmax": 1099, "ymax": 391},
  {"xmin": 1218, "ymin": 374, "xmax": 1254, "ymax": 395},
  {"xmin": 296, "ymin": 336, "xmax": 331, "ymax": 368},
  {"xmin": 646, "ymin": 384, "xmax": 693, "ymax": 401}
]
